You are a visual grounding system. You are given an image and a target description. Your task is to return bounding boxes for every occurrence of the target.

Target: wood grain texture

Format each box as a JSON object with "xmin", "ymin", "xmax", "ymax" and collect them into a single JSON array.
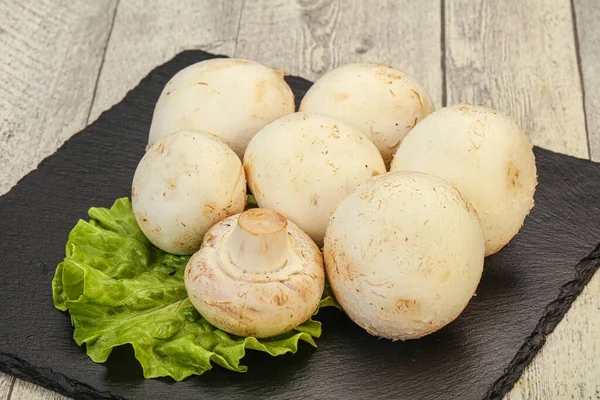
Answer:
[
  {"xmin": 506, "ymin": 273, "xmax": 600, "ymax": 399},
  {"xmin": 573, "ymin": 0, "xmax": 600, "ymax": 161},
  {"xmin": 235, "ymin": 0, "xmax": 443, "ymax": 107},
  {"xmin": 0, "ymin": 1, "xmax": 116, "ymax": 396},
  {"xmin": 10, "ymin": 380, "xmax": 68, "ymax": 400},
  {"xmin": 445, "ymin": 0, "xmax": 599, "ymax": 398},
  {"xmin": 445, "ymin": 0, "xmax": 588, "ymax": 158},
  {"xmin": 0, "ymin": 373, "xmax": 13, "ymax": 400},
  {"xmin": 0, "ymin": 0, "xmax": 118, "ymax": 196},
  {"xmin": 1, "ymin": 0, "xmax": 599, "ymax": 399},
  {"xmin": 87, "ymin": 0, "xmax": 243, "ymax": 123}
]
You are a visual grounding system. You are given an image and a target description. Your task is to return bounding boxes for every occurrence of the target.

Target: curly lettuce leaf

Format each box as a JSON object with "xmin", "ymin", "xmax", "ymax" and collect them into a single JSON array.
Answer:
[{"xmin": 52, "ymin": 198, "xmax": 337, "ymax": 381}]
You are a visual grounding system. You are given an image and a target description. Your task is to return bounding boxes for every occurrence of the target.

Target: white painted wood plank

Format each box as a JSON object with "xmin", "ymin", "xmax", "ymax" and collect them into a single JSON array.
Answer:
[
  {"xmin": 0, "ymin": 1, "xmax": 117, "ymax": 398},
  {"xmin": 446, "ymin": 0, "xmax": 588, "ymax": 158},
  {"xmin": 10, "ymin": 379, "xmax": 69, "ymax": 400},
  {"xmin": 0, "ymin": 373, "xmax": 13, "ymax": 400},
  {"xmin": 5, "ymin": 2, "xmax": 242, "ymax": 398},
  {"xmin": 235, "ymin": 0, "xmax": 443, "ymax": 107},
  {"xmin": 574, "ymin": 0, "xmax": 600, "ymax": 161},
  {"xmin": 0, "ymin": 0, "xmax": 118, "ymax": 196},
  {"xmin": 3, "ymin": 1, "xmax": 598, "ymax": 400},
  {"xmin": 446, "ymin": 0, "xmax": 598, "ymax": 398},
  {"xmin": 506, "ymin": 272, "xmax": 600, "ymax": 399},
  {"xmin": 87, "ymin": 0, "xmax": 244, "ymax": 123}
]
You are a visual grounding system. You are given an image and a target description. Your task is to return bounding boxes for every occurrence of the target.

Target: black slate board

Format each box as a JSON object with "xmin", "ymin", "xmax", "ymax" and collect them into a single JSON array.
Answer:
[{"xmin": 1, "ymin": 50, "xmax": 599, "ymax": 400}]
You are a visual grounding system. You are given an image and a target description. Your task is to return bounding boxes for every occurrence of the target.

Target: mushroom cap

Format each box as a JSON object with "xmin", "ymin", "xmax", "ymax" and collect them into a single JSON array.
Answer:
[
  {"xmin": 132, "ymin": 130, "xmax": 246, "ymax": 255},
  {"xmin": 148, "ymin": 58, "xmax": 295, "ymax": 158},
  {"xmin": 324, "ymin": 171, "xmax": 485, "ymax": 340},
  {"xmin": 243, "ymin": 112, "xmax": 386, "ymax": 245},
  {"xmin": 299, "ymin": 62, "xmax": 435, "ymax": 165},
  {"xmin": 185, "ymin": 210, "xmax": 325, "ymax": 338},
  {"xmin": 390, "ymin": 104, "xmax": 537, "ymax": 256}
]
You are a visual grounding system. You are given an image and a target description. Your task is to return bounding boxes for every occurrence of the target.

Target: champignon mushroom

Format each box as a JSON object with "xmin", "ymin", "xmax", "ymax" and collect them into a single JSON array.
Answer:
[
  {"xmin": 185, "ymin": 208, "xmax": 325, "ymax": 338},
  {"xmin": 148, "ymin": 58, "xmax": 295, "ymax": 158},
  {"xmin": 299, "ymin": 62, "xmax": 435, "ymax": 165},
  {"xmin": 324, "ymin": 171, "xmax": 485, "ymax": 340},
  {"xmin": 132, "ymin": 130, "xmax": 246, "ymax": 255},
  {"xmin": 391, "ymin": 104, "xmax": 537, "ymax": 256},
  {"xmin": 243, "ymin": 112, "xmax": 386, "ymax": 245}
]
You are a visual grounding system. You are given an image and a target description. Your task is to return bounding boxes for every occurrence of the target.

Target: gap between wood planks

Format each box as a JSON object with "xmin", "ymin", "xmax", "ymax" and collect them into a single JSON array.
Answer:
[
  {"xmin": 84, "ymin": 0, "xmax": 121, "ymax": 125},
  {"xmin": 2, "ymin": 0, "xmax": 598, "ymax": 399}
]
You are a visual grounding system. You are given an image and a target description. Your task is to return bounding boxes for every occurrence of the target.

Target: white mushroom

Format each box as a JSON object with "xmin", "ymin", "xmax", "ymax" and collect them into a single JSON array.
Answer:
[
  {"xmin": 324, "ymin": 171, "xmax": 485, "ymax": 340},
  {"xmin": 132, "ymin": 130, "xmax": 246, "ymax": 255},
  {"xmin": 148, "ymin": 58, "xmax": 295, "ymax": 158},
  {"xmin": 391, "ymin": 104, "xmax": 537, "ymax": 256},
  {"xmin": 185, "ymin": 208, "xmax": 325, "ymax": 338},
  {"xmin": 299, "ymin": 62, "xmax": 435, "ymax": 165},
  {"xmin": 243, "ymin": 112, "xmax": 386, "ymax": 245}
]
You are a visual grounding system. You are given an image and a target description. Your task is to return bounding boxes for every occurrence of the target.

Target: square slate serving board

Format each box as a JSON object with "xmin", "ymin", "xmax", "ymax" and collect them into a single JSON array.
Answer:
[{"xmin": 1, "ymin": 50, "xmax": 599, "ymax": 400}]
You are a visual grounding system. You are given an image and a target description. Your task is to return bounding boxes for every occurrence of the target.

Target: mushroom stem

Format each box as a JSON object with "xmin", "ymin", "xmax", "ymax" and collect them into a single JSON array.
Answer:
[{"xmin": 230, "ymin": 208, "xmax": 288, "ymax": 273}]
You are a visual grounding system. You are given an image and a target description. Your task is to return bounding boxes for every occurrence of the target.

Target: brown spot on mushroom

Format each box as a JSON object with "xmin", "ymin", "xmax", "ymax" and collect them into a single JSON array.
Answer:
[
  {"xmin": 327, "ymin": 242, "xmax": 341, "ymax": 277},
  {"xmin": 330, "ymin": 124, "xmax": 341, "ymax": 139},
  {"xmin": 326, "ymin": 161, "xmax": 340, "ymax": 173},
  {"xmin": 411, "ymin": 89, "xmax": 423, "ymax": 109},
  {"xmin": 157, "ymin": 143, "xmax": 165, "ymax": 154},
  {"xmin": 395, "ymin": 299, "xmax": 419, "ymax": 312},
  {"xmin": 273, "ymin": 292, "xmax": 288, "ymax": 306},
  {"xmin": 459, "ymin": 105, "xmax": 471, "ymax": 114},
  {"xmin": 131, "ymin": 187, "xmax": 137, "ymax": 197},
  {"xmin": 375, "ymin": 67, "xmax": 403, "ymax": 82},
  {"xmin": 389, "ymin": 89, "xmax": 396, "ymax": 96},
  {"xmin": 204, "ymin": 268, "xmax": 215, "ymax": 280},
  {"xmin": 254, "ymin": 79, "xmax": 268, "ymax": 103},
  {"xmin": 331, "ymin": 92, "xmax": 350, "ymax": 102},
  {"xmin": 197, "ymin": 81, "xmax": 209, "ymax": 86},
  {"xmin": 203, "ymin": 204, "xmax": 216, "ymax": 216},
  {"xmin": 507, "ymin": 160, "xmax": 522, "ymax": 189},
  {"xmin": 310, "ymin": 193, "xmax": 320, "ymax": 205}
]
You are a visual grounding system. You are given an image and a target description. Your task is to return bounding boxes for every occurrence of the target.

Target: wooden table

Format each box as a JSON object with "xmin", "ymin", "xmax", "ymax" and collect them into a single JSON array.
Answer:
[{"xmin": 0, "ymin": 0, "xmax": 598, "ymax": 398}]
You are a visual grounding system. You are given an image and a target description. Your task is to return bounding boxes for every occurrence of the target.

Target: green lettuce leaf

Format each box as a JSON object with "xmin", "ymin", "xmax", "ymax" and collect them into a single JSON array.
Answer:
[{"xmin": 52, "ymin": 198, "xmax": 338, "ymax": 381}]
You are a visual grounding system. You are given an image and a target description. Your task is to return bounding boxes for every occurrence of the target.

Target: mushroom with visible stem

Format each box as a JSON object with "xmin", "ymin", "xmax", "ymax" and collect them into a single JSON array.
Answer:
[
  {"xmin": 324, "ymin": 171, "xmax": 485, "ymax": 340},
  {"xmin": 299, "ymin": 62, "xmax": 435, "ymax": 166},
  {"xmin": 391, "ymin": 104, "xmax": 537, "ymax": 256},
  {"xmin": 185, "ymin": 208, "xmax": 325, "ymax": 338}
]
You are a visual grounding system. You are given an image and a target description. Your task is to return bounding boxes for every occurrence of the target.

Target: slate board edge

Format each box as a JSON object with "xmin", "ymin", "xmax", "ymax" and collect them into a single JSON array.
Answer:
[
  {"xmin": 0, "ymin": 354, "xmax": 122, "ymax": 400},
  {"xmin": 484, "ymin": 241, "xmax": 600, "ymax": 399},
  {"xmin": 0, "ymin": 49, "xmax": 598, "ymax": 400}
]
